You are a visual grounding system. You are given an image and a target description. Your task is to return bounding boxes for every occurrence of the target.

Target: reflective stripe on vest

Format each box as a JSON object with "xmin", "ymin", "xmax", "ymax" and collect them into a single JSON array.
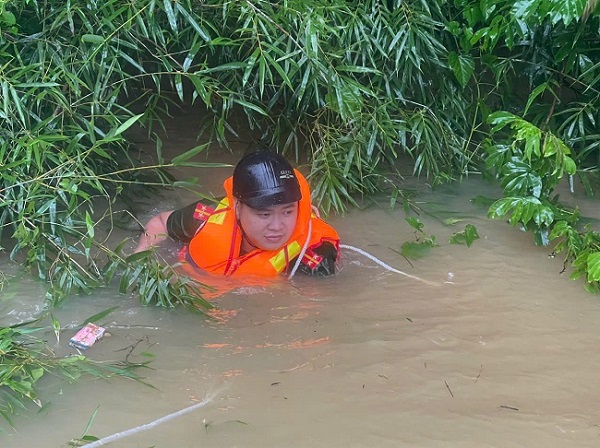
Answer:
[
  {"xmin": 207, "ymin": 198, "xmax": 229, "ymax": 225},
  {"xmin": 270, "ymin": 241, "xmax": 301, "ymax": 272}
]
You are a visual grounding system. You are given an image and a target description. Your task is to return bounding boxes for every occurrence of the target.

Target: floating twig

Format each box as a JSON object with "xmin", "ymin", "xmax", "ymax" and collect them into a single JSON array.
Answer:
[{"xmin": 444, "ymin": 380, "xmax": 454, "ymax": 398}]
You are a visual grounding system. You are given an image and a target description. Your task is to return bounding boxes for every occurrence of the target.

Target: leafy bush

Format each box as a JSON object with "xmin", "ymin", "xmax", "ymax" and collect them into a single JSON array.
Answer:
[
  {"xmin": 457, "ymin": 1, "xmax": 600, "ymax": 291},
  {"xmin": 0, "ymin": 0, "xmax": 223, "ymax": 308}
]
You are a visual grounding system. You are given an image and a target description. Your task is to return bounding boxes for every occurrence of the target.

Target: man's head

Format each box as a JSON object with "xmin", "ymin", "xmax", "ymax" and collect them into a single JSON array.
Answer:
[
  {"xmin": 233, "ymin": 150, "xmax": 301, "ymax": 209},
  {"xmin": 233, "ymin": 150, "xmax": 302, "ymax": 251}
]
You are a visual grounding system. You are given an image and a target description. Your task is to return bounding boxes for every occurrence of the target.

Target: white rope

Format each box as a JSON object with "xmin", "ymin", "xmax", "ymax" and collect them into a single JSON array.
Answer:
[
  {"xmin": 288, "ymin": 204, "xmax": 437, "ymax": 285},
  {"xmin": 81, "ymin": 392, "xmax": 217, "ymax": 448},
  {"xmin": 340, "ymin": 244, "xmax": 439, "ymax": 286},
  {"xmin": 288, "ymin": 218, "xmax": 312, "ymax": 279}
]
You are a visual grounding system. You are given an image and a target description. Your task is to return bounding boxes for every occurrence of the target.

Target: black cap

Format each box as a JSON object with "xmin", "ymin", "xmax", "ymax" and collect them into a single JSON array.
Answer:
[{"xmin": 233, "ymin": 150, "xmax": 302, "ymax": 209}]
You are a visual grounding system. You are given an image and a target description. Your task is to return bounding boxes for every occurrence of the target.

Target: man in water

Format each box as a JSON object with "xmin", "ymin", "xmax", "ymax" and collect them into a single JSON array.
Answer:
[{"xmin": 135, "ymin": 150, "xmax": 340, "ymax": 277}]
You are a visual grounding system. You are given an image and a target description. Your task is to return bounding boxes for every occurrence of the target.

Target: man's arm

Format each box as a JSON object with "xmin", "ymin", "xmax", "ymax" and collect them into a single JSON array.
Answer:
[
  {"xmin": 134, "ymin": 211, "xmax": 173, "ymax": 253},
  {"xmin": 133, "ymin": 201, "xmax": 204, "ymax": 253},
  {"xmin": 164, "ymin": 201, "xmax": 204, "ymax": 242}
]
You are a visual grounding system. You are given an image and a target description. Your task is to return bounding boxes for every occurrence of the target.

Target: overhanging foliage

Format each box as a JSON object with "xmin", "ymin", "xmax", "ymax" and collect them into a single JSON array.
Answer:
[{"xmin": 0, "ymin": 0, "xmax": 598, "ymax": 293}]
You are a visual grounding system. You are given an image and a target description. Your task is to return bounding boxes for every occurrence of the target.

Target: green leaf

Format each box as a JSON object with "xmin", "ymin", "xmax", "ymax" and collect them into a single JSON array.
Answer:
[
  {"xmin": 81, "ymin": 34, "xmax": 105, "ymax": 44},
  {"xmin": 50, "ymin": 314, "xmax": 61, "ymax": 342},
  {"xmin": 202, "ymin": 62, "xmax": 246, "ymax": 73},
  {"xmin": 550, "ymin": 0, "xmax": 586, "ymax": 25},
  {"xmin": 449, "ymin": 224, "xmax": 480, "ymax": 247},
  {"xmin": 533, "ymin": 205, "xmax": 554, "ymax": 227},
  {"xmin": 9, "ymin": 85, "xmax": 25, "ymax": 124},
  {"xmin": 174, "ymin": 73, "xmax": 184, "ymax": 101},
  {"xmin": 448, "ymin": 51, "xmax": 475, "ymax": 87},
  {"xmin": 488, "ymin": 197, "xmax": 517, "ymax": 219},
  {"xmin": 488, "ymin": 111, "xmax": 517, "ymax": 132},
  {"xmin": 563, "ymin": 156, "xmax": 577, "ymax": 175},
  {"xmin": 335, "ymin": 65, "xmax": 382, "ymax": 75},
  {"xmin": 587, "ymin": 252, "xmax": 600, "ymax": 283},
  {"xmin": 512, "ymin": 0, "xmax": 541, "ymax": 21},
  {"xmin": 92, "ymin": 147, "xmax": 111, "ymax": 159},
  {"xmin": 443, "ymin": 218, "xmax": 465, "ymax": 226},
  {"xmin": 242, "ymin": 48, "xmax": 260, "ymax": 87},
  {"xmin": 85, "ymin": 211, "xmax": 94, "ymax": 238},
  {"xmin": 30, "ymin": 367, "xmax": 44, "ymax": 382},
  {"xmin": 524, "ymin": 82, "xmax": 553, "ymax": 115},
  {"xmin": 2, "ymin": 10, "xmax": 16, "ymax": 26},
  {"xmin": 231, "ymin": 98, "xmax": 268, "ymax": 116},
  {"xmin": 163, "ymin": 0, "xmax": 178, "ymax": 32},
  {"xmin": 109, "ymin": 114, "xmax": 143, "ymax": 137},
  {"xmin": 83, "ymin": 307, "xmax": 120, "ymax": 325},
  {"xmin": 262, "ymin": 49, "xmax": 294, "ymax": 91},
  {"xmin": 405, "ymin": 217, "xmax": 424, "ymax": 232},
  {"xmin": 171, "ymin": 143, "xmax": 210, "ymax": 165},
  {"xmin": 15, "ymin": 82, "xmax": 61, "ymax": 88},
  {"xmin": 125, "ymin": 251, "xmax": 152, "ymax": 264},
  {"xmin": 174, "ymin": 2, "xmax": 210, "ymax": 41}
]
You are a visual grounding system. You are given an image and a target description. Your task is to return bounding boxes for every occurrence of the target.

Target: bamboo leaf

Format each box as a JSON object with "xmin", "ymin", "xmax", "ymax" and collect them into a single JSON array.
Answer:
[
  {"xmin": 242, "ymin": 48, "xmax": 260, "ymax": 87},
  {"xmin": 171, "ymin": 143, "xmax": 210, "ymax": 165},
  {"xmin": 232, "ymin": 98, "xmax": 268, "ymax": 116},
  {"xmin": 163, "ymin": 0, "xmax": 178, "ymax": 32},
  {"xmin": 524, "ymin": 82, "xmax": 553, "ymax": 115},
  {"xmin": 175, "ymin": 73, "xmax": 184, "ymax": 101},
  {"xmin": 125, "ymin": 251, "xmax": 153, "ymax": 264},
  {"xmin": 202, "ymin": 62, "xmax": 246, "ymax": 73},
  {"xmin": 175, "ymin": 2, "xmax": 210, "ymax": 41},
  {"xmin": 50, "ymin": 314, "xmax": 61, "ymax": 342},
  {"xmin": 263, "ymin": 50, "xmax": 294, "ymax": 90},
  {"xmin": 109, "ymin": 114, "xmax": 144, "ymax": 137},
  {"xmin": 15, "ymin": 82, "xmax": 61, "ymax": 88},
  {"xmin": 9, "ymin": 85, "xmax": 26, "ymax": 125},
  {"xmin": 83, "ymin": 307, "xmax": 120, "ymax": 325}
]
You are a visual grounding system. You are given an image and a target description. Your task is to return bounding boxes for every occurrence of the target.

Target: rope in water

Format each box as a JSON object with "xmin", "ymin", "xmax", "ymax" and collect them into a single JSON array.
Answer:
[
  {"xmin": 340, "ymin": 244, "xmax": 440, "ymax": 286},
  {"xmin": 287, "ymin": 204, "xmax": 437, "ymax": 285},
  {"xmin": 81, "ymin": 392, "xmax": 217, "ymax": 448}
]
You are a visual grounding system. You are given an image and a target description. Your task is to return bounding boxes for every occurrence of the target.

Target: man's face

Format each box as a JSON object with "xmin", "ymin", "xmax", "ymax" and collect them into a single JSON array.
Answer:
[{"xmin": 236, "ymin": 201, "xmax": 299, "ymax": 251}]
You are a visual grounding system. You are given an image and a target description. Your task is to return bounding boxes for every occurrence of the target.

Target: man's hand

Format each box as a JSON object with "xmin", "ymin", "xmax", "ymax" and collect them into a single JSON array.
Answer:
[{"xmin": 133, "ymin": 211, "xmax": 173, "ymax": 253}]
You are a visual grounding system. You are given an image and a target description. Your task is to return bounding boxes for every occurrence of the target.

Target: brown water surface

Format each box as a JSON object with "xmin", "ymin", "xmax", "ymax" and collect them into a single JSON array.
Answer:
[{"xmin": 2, "ymin": 117, "xmax": 600, "ymax": 447}]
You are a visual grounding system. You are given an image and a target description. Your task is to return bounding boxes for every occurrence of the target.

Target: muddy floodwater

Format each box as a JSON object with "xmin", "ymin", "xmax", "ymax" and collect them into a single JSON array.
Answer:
[{"xmin": 3, "ymin": 117, "xmax": 600, "ymax": 448}]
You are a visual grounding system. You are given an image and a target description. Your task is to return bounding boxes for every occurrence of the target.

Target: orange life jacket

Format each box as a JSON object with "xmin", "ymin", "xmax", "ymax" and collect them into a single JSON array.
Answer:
[{"xmin": 186, "ymin": 169, "xmax": 340, "ymax": 277}]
